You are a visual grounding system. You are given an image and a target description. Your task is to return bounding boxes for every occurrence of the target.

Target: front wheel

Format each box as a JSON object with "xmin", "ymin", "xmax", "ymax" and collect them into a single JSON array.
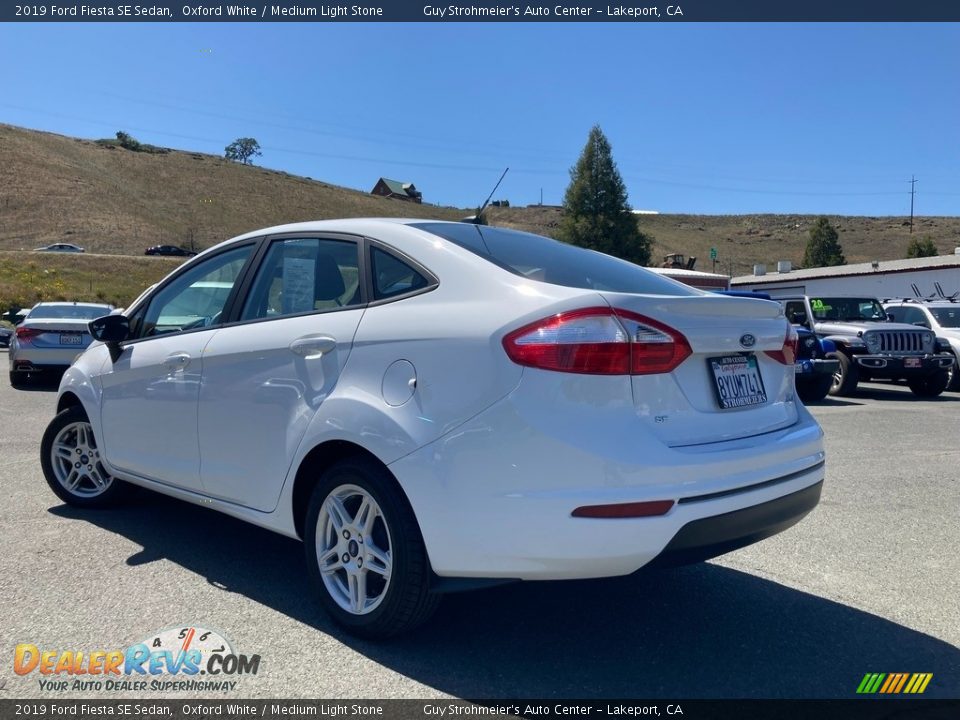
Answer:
[
  {"xmin": 40, "ymin": 405, "xmax": 128, "ymax": 507},
  {"xmin": 305, "ymin": 457, "xmax": 440, "ymax": 638},
  {"xmin": 827, "ymin": 352, "xmax": 859, "ymax": 396},
  {"xmin": 947, "ymin": 354, "xmax": 960, "ymax": 392},
  {"xmin": 908, "ymin": 370, "xmax": 949, "ymax": 398}
]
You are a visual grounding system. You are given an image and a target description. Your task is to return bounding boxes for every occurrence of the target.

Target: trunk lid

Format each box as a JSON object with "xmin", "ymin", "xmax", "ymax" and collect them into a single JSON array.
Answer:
[{"xmin": 600, "ymin": 292, "xmax": 799, "ymax": 446}]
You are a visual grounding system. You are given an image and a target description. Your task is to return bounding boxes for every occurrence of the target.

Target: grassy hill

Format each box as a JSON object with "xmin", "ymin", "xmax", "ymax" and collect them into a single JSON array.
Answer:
[
  {"xmin": 1, "ymin": 122, "xmax": 959, "ymax": 308},
  {"xmin": 0, "ymin": 123, "xmax": 463, "ymax": 255}
]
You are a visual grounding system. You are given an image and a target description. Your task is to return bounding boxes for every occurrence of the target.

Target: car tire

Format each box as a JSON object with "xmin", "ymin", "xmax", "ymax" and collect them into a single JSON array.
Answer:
[
  {"xmin": 796, "ymin": 374, "xmax": 833, "ymax": 404},
  {"xmin": 40, "ymin": 405, "xmax": 128, "ymax": 508},
  {"xmin": 827, "ymin": 352, "xmax": 859, "ymax": 396},
  {"xmin": 947, "ymin": 354, "xmax": 960, "ymax": 392},
  {"xmin": 908, "ymin": 370, "xmax": 950, "ymax": 398},
  {"xmin": 9, "ymin": 371, "xmax": 29, "ymax": 389},
  {"xmin": 305, "ymin": 456, "xmax": 440, "ymax": 638}
]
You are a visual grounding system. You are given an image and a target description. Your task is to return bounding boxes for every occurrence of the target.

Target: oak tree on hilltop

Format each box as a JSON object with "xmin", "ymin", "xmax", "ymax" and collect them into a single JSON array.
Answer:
[
  {"xmin": 803, "ymin": 217, "xmax": 846, "ymax": 268},
  {"xmin": 225, "ymin": 138, "xmax": 262, "ymax": 165},
  {"xmin": 557, "ymin": 126, "xmax": 652, "ymax": 266}
]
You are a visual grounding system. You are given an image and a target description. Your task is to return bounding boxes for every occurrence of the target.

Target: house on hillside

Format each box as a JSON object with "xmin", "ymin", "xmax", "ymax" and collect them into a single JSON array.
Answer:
[{"xmin": 371, "ymin": 178, "xmax": 422, "ymax": 203}]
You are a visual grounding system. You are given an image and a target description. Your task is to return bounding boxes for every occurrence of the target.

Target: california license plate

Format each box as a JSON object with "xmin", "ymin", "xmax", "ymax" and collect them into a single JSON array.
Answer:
[
  {"xmin": 709, "ymin": 354, "xmax": 768, "ymax": 409},
  {"xmin": 60, "ymin": 334, "xmax": 82, "ymax": 345}
]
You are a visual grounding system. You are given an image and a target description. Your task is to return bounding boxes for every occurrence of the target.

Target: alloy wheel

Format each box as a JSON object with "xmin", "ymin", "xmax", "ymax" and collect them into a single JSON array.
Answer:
[
  {"xmin": 315, "ymin": 484, "xmax": 392, "ymax": 615},
  {"xmin": 49, "ymin": 421, "xmax": 113, "ymax": 498}
]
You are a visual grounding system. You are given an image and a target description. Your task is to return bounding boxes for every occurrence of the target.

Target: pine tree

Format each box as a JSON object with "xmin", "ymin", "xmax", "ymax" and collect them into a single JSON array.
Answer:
[
  {"xmin": 803, "ymin": 217, "xmax": 846, "ymax": 268},
  {"xmin": 557, "ymin": 126, "xmax": 652, "ymax": 266}
]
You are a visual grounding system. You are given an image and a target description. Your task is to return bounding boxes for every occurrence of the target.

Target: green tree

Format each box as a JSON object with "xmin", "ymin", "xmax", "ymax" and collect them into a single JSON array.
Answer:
[
  {"xmin": 557, "ymin": 125, "xmax": 652, "ymax": 266},
  {"xmin": 224, "ymin": 137, "xmax": 262, "ymax": 165},
  {"xmin": 803, "ymin": 217, "xmax": 846, "ymax": 268},
  {"xmin": 905, "ymin": 236, "xmax": 938, "ymax": 258}
]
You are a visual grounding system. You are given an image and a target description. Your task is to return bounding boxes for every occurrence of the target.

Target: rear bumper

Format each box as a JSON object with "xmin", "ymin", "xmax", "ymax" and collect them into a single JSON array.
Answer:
[
  {"xmin": 795, "ymin": 358, "xmax": 838, "ymax": 377},
  {"xmin": 646, "ymin": 479, "xmax": 823, "ymax": 568},
  {"xmin": 854, "ymin": 353, "xmax": 953, "ymax": 375},
  {"xmin": 391, "ymin": 389, "xmax": 826, "ymax": 580}
]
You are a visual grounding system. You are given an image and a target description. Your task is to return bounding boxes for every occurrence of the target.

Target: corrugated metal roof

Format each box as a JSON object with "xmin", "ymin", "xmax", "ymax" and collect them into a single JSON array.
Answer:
[
  {"xmin": 648, "ymin": 267, "xmax": 729, "ymax": 280},
  {"xmin": 732, "ymin": 254, "xmax": 960, "ymax": 285}
]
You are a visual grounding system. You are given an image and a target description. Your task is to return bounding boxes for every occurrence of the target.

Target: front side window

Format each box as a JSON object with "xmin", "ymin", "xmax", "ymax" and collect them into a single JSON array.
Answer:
[
  {"xmin": 138, "ymin": 245, "xmax": 253, "ymax": 338},
  {"xmin": 241, "ymin": 238, "xmax": 361, "ymax": 321}
]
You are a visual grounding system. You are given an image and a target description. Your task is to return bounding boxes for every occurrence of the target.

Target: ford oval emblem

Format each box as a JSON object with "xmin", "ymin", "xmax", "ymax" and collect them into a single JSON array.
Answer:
[{"xmin": 740, "ymin": 333, "xmax": 756, "ymax": 348}]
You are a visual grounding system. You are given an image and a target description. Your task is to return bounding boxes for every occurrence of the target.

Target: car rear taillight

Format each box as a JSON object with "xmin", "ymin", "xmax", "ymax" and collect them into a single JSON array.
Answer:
[
  {"xmin": 15, "ymin": 327, "xmax": 43, "ymax": 343},
  {"xmin": 764, "ymin": 324, "xmax": 799, "ymax": 365},
  {"xmin": 502, "ymin": 307, "xmax": 691, "ymax": 375}
]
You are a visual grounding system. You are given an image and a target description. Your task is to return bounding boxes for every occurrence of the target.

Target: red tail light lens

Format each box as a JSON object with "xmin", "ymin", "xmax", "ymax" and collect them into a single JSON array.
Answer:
[
  {"xmin": 502, "ymin": 307, "xmax": 691, "ymax": 375},
  {"xmin": 765, "ymin": 324, "xmax": 799, "ymax": 365},
  {"xmin": 15, "ymin": 326, "xmax": 43, "ymax": 342},
  {"xmin": 572, "ymin": 499, "xmax": 675, "ymax": 518}
]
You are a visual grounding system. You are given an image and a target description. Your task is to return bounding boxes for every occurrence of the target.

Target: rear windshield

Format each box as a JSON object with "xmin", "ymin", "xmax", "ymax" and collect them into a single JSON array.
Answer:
[
  {"xmin": 28, "ymin": 305, "xmax": 112, "ymax": 320},
  {"xmin": 411, "ymin": 223, "xmax": 698, "ymax": 296}
]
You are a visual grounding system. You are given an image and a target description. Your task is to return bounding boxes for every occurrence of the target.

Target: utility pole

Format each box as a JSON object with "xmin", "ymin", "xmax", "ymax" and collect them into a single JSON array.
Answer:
[{"xmin": 909, "ymin": 175, "xmax": 917, "ymax": 234}]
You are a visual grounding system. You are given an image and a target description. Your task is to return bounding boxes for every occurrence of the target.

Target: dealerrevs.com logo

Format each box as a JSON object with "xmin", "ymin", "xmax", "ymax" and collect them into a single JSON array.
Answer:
[{"xmin": 14, "ymin": 625, "xmax": 261, "ymax": 693}]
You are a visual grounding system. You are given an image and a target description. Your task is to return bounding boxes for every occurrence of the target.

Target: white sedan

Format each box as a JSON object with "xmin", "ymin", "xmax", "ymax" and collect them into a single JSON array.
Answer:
[{"xmin": 42, "ymin": 219, "xmax": 825, "ymax": 637}]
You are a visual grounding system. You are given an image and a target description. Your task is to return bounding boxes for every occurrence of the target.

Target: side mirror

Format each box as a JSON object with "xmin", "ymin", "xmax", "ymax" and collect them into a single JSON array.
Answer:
[
  {"xmin": 89, "ymin": 314, "xmax": 130, "ymax": 344},
  {"xmin": 886, "ymin": 313, "xmax": 895, "ymax": 322}
]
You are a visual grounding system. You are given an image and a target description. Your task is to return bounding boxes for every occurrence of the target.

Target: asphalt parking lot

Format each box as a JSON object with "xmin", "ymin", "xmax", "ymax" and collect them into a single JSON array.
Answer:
[{"xmin": 1, "ymin": 356, "xmax": 957, "ymax": 700}]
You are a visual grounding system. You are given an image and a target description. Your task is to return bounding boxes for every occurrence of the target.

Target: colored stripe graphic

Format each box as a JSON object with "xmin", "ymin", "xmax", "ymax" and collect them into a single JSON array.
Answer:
[{"xmin": 857, "ymin": 672, "xmax": 932, "ymax": 694}]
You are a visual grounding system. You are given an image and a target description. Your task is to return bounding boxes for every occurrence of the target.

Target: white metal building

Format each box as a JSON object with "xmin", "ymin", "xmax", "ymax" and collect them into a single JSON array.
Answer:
[
  {"xmin": 647, "ymin": 267, "xmax": 730, "ymax": 291},
  {"xmin": 731, "ymin": 254, "xmax": 960, "ymax": 299}
]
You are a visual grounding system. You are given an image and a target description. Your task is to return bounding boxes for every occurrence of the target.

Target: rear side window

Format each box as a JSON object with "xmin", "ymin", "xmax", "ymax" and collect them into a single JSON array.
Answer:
[
  {"xmin": 411, "ymin": 222, "xmax": 698, "ymax": 296},
  {"xmin": 241, "ymin": 238, "xmax": 361, "ymax": 321},
  {"xmin": 371, "ymin": 247, "xmax": 429, "ymax": 300}
]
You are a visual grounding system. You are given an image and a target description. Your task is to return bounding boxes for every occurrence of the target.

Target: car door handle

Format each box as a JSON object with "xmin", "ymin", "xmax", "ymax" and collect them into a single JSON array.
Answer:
[
  {"xmin": 290, "ymin": 335, "xmax": 337, "ymax": 359},
  {"xmin": 163, "ymin": 353, "xmax": 191, "ymax": 370}
]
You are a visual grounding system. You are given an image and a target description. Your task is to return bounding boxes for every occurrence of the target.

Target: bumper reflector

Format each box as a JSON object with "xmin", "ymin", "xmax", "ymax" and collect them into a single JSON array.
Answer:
[{"xmin": 572, "ymin": 500, "xmax": 675, "ymax": 518}]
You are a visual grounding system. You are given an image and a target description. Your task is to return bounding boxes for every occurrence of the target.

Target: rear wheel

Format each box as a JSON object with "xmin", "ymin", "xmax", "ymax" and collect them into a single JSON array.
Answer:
[
  {"xmin": 40, "ymin": 406, "xmax": 128, "ymax": 507},
  {"xmin": 9, "ymin": 371, "xmax": 29, "ymax": 389},
  {"xmin": 305, "ymin": 457, "xmax": 440, "ymax": 638},
  {"xmin": 827, "ymin": 352, "xmax": 859, "ymax": 396},
  {"xmin": 908, "ymin": 370, "xmax": 949, "ymax": 398},
  {"xmin": 796, "ymin": 374, "xmax": 833, "ymax": 403}
]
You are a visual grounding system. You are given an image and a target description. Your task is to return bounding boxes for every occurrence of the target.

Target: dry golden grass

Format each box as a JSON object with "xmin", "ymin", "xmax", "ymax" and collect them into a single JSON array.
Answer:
[
  {"xmin": 2, "ymin": 122, "xmax": 958, "ymax": 307},
  {"xmin": 0, "ymin": 123, "xmax": 463, "ymax": 255},
  {"xmin": 0, "ymin": 252, "xmax": 182, "ymax": 310}
]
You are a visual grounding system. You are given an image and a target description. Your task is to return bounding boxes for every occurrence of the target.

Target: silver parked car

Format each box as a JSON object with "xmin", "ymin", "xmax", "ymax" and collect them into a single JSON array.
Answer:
[
  {"xmin": 33, "ymin": 243, "xmax": 86, "ymax": 253},
  {"xmin": 9, "ymin": 302, "xmax": 113, "ymax": 386}
]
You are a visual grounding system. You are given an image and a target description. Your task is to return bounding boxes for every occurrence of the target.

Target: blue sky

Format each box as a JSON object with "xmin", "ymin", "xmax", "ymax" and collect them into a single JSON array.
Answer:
[{"xmin": 1, "ymin": 22, "xmax": 958, "ymax": 215}]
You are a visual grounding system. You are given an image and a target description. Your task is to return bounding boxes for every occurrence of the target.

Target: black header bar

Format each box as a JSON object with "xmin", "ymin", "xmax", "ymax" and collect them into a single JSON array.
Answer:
[{"xmin": 5, "ymin": 1, "xmax": 960, "ymax": 23}]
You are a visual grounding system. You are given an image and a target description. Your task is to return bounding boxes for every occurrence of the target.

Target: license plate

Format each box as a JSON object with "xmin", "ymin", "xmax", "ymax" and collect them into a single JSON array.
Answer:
[
  {"xmin": 60, "ymin": 334, "xmax": 82, "ymax": 345},
  {"xmin": 904, "ymin": 357, "xmax": 921, "ymax": 368},
  {"xmin": 708, "ymin": 354, "xmax": 768, "ymax": 409}
]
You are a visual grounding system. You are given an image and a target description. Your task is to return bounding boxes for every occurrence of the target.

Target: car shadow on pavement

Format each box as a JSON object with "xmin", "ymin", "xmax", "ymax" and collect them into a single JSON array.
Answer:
[{"xmin": 50, "ymin": 493, "xmax": 960, "ymax": 699}]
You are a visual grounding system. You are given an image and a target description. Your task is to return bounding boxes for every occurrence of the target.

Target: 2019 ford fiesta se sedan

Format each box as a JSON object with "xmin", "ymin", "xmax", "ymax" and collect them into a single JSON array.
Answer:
[{"xmin": 42, "ymin": 219, "xmax": 825, "ymax": 638}]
